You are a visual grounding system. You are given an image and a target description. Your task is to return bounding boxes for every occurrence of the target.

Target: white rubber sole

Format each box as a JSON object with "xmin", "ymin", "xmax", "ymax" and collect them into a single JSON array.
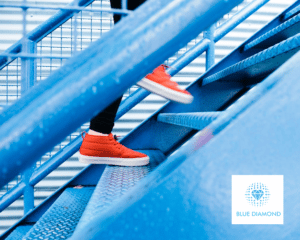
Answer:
[
  {"xmin": 137, "ymin": 78, "xmax": 193, "ymax": 104},
  {"xmin": 79, "ymin": 154, "xmax": 150, "ymax": 166}
]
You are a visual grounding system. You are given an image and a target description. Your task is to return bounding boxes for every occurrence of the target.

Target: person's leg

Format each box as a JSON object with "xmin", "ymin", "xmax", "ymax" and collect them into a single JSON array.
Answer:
[
  {"xmin": 89, "ymin": 0, "xmax": 147, "ymax": 135},
  {"xmin": 80, "ymin": 0, "xmax": 194, "ymax": 166},
  {"xmin": 80, "ymin": 0, "xmax": 150, "ymax": 167},
  {"xmin": 89, "ymin": 97, "xmax": 122, "ymax": 134}
]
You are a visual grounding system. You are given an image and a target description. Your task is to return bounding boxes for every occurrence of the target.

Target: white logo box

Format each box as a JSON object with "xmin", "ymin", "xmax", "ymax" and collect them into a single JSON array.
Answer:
[{"xmin": 232, "ymin": 175, "xmax": 284, "ymax": 224}]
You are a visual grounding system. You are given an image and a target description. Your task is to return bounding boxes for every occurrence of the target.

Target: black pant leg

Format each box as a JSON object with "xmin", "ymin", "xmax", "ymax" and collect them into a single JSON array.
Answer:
[
  {"xmin": 89, "ymin": 0, "xmax": 147, "ymax": 134},
  {"xmin": 111, "ymin": 0, "xmax": 147, "ymax": 23}
]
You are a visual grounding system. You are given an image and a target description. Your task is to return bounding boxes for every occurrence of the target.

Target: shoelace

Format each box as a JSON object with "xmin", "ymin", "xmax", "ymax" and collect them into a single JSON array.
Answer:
[
  {"xmin": 112, "ymin": 135, "xmax": 123, "ymax": 149},
  {"xmin": 113, "ymin": 135, "xmax": 121, "ymax": 141},
  {"xmin": 81, "ymin": 131, "xmax": 87, "ymax": 139}
]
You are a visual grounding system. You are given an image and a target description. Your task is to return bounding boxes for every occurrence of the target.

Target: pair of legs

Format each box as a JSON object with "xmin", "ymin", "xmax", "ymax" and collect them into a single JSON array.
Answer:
[
  {"xmin": 79, "ymin": 0, "xmax": 193, "ymax": 166},
  {"xmin": 89, "ymin": 0, "xmax": 147, "ymax": 135}
]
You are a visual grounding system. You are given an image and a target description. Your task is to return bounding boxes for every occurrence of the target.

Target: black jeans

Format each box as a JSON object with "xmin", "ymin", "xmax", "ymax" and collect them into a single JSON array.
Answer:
[{"xmin": 90, "ymin": 0, "xmax": 147, "ymax": 134}]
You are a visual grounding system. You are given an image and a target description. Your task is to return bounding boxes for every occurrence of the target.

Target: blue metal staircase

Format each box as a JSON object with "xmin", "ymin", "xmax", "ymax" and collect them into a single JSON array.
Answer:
[{"xmin": 1, "ymin": 0, "xmax": 300, "ymax": 239}]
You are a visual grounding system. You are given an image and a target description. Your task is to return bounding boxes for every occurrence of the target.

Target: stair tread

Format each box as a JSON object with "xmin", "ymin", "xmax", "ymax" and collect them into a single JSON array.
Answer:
[
  {"xmin": 203, "ymin": 33, "xmax": 300, "ymax": 86},
  {"xmin": 157, "ymin": 112, "xmax": 220, "ymax": 130},
  {"xmin": 244, "ymin": 12, "xmax": 300, "ymax": 51},
  {"xmin": 73, "ymin": 150, "xmax": 165, "ymax": 234},
  {"xmin": 23, "ymin": 187, "xmax": 94, "ymax": 240},
  {"xmin": 5, "ymin": 225, "xmax": 32, "ymax": 240}
]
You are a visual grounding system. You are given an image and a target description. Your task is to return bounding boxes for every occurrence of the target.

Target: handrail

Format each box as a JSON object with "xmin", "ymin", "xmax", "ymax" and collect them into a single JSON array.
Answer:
[
  {"xmin": 0, "ymin": 0, "xmax": 243, "ymax": 187},
  {"xmin": 0, "ymin": 0, "xmax": 271, "ymax": 213}
]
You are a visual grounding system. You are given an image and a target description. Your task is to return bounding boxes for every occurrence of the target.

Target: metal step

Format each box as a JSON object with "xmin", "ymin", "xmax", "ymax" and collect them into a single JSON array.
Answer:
[
  {"xmin": 244, "ymin": 12, "xmax": 300, "ymax": 51},
  {"xmin": 202, "ymin": 33, "xmax": 300, "ymax": 86},
  {"xmin": 157, "ymin": 112, "xmax": 220, "ymax": 130},
  {"xmin": 21, "ymin": 187, "xmax": 94, "ymax": 240},
  {"xmin": 5, "ymin": 225, "xmax": 32, "ymax": 240},
  {"xmin": 73, "ymin": 150, "xmax": 165, "ymax": 235}
]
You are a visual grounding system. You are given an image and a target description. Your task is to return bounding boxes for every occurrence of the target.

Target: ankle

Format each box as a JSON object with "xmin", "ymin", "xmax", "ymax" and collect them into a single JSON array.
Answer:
[{"xmin": 88, "ymin": 130, "xmax": 109, "ymax": 136}]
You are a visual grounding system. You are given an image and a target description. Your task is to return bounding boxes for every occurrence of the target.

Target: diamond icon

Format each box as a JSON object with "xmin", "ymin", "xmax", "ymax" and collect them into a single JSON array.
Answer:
[{"xmin": 252, "ymin": 190, "xmax": 264, "ymax": 200}]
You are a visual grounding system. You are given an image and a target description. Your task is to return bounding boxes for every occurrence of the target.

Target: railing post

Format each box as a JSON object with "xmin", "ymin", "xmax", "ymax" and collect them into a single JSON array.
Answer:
[
  {"xmin": 21, "ymin": 23, "xmax": 37, "ymax": 214},
  {"xmin": 204, "ymin": 24, "xmax": 215, "ymax": 70},
  {"xmin": 21, "ymin": 39, "xmax": 36, "ymax": 93},
  {"xmin": 21, "ymin": 38, "xmax": 36, "ymax": 213},
  {"xmin": 23, "ymin": 163, "xmax": 35, "ymax": 214}
]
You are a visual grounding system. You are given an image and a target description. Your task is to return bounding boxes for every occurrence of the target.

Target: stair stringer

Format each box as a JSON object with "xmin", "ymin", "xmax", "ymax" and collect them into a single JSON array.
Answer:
[{"xmin": 70, "ymin": 49, "xmax": 300, "ymax": 240}]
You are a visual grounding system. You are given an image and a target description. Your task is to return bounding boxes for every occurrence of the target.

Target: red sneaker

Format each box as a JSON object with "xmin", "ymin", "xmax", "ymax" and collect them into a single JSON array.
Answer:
[
  {"xmin": 137, "ymin": 64, "xmax": 193, "ymax": 104},
  {"xmin": 79, "ymin": 133, "xmax": 149, "ymax": 166}
]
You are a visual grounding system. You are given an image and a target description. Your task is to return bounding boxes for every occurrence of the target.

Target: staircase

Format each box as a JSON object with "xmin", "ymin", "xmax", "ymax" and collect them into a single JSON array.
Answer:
[{"xmin": 1, "ymin": 0, "xmax": 300, "ymax": 239}]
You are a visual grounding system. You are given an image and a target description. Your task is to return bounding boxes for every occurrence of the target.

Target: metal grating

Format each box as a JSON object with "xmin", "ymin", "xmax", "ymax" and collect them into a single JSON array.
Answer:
[
  {"xmin": 74, "ymin": 150, "xmax": 165, "ymax": 234},
  {"xmin": 23, "ymin": 187, "xmax": 94, "ymax": 239}
]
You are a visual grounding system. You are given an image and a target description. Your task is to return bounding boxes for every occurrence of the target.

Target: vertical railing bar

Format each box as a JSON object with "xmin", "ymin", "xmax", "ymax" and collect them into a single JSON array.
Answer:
[
  {"xmin": 81, "ymin": 10, "xmax": 83, "ymax": 50},
  {"xmin": 204, "ymin": 24, "xmax": 215, "ymax": 70},
  {"xmin": 61, "ymin": 26, "xmax": 63, "ymax": 66},
  {"xmin": 17, "ymin": 58, "xmax": 19, "ymax": 99},
  {"xmin": 40, "ymin": 40, "xmax": 42, "ymax": 82},
  {"xmin": 71, "ymin": 16, "xmax": 73, "ymax": 55},
  {"xmin": 90, "ymin": 2, "xmax": 93, "ymax": 44},
  {"xmin": 20, "ymin": 0, "xmax": 36, "ymax": 214},
  {"xmin": 74, "ymin": 13, "xmax": 78, "ymax": 54},
  {"xmin": 50, "ymin": 32, "xmax": 53, "ymax": 73},
  {"xmin": 100, "ymin": 0, "xmax": 103, "ymax": 37},
  {"xmin": 6, "ymin": 65, "xmax": 8, "ymax": 105},
  {"xmin": 121, "ymin": 0, "xmax": 127, "ymax": 13},
  {"xmin": 23, "ymin": 163, "xmax": 35, "ymax": 214}
]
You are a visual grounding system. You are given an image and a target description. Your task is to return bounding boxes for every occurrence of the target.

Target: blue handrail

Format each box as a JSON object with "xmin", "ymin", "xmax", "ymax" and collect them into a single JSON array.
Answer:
[
  {"xmin": 0, "ymin": 0, "xmax": 244, "ymax": 189},
  {"xmin": 0, "ymin": 0, "xmax": 271, "ymax": 214}
]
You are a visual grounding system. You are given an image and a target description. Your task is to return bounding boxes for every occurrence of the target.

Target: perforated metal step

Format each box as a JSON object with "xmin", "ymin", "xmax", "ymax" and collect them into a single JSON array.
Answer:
[
  {"xmin": 22, "ymin": 187, "xmax": 94, "ymax": 240},
  {"xmin": 157, "ymin": 112, "xmax": 220, "ymax": 130},
  {"xmin": 73, "ymin": 150, "xmax": 165, "ymax": 235},
  {"xmin": 203, "ymin": 33, "xmax": 300, "ymax": 86},
  {"xmin": 244, "ymin": 13, "xmax": 300, "ymax": 51}
]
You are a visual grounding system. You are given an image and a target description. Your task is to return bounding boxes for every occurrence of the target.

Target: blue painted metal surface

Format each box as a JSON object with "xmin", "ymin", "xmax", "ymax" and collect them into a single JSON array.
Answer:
[
  {"xmin": 23, "ymin": 187, "xmax": 94, "ymax": 239},
  {"xmin": 74, "ymin": 150, "xmax": 165, "ymax": 235},
  {"xmin": 0, "ymin": 0, "xmax": 243, "ymax": 189},
  {"xmin": 0, "ymin": 0, "xmax": 271, "ymax": 215},
  {"xmin": 0, "ymin": 0, "xmax": 286, "ymax": 236},
  {"xmin": 0, "ymin": 164, "xmax": 105, "ymax": 239},
  {"xmin": 5, "ymin": 226, "xmax": 32, "ymax": 240},
  {"xmin": 0, "ymin": 38, "xmax": 207, "ymax": 213},
  {"xmin": 244, "ymin": 12, "xmax": 300, "ymax": 51},
  {"xmin": 1, "ymin": 0, "xmax": 258, "ymax": 210},
  {"xmin": 0, "ymin": 36, "xmax": 208, "ymax": 214},
  {"xmin": 283, "ymin": 1, "xmax": 300, "ymax": 21},
  {"xmin": 70, "ymin": 40, "xmax": 300, "ymax": 240},
  {"xmin": 157, "ymin": 112, "xmax": 220, "ymax": 130},
  {"xmin": 203, "ymin": 33, "xmax": 300, "ymax": 86}
]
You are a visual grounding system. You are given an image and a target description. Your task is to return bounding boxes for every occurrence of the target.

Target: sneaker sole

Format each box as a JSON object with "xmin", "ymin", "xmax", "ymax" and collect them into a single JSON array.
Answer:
[
  {"xmin": 137, "ymin": 78, "xmax": 193, "ymax": 104},
  {"xmin": 79, "ymin": 154, "xmax": 150, "ymax": 166}
]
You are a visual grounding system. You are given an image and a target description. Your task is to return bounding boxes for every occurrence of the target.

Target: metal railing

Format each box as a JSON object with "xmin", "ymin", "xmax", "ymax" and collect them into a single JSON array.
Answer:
[{"xmin": 0, "ymin": 0, "xmax": 272, "ymax": 230}]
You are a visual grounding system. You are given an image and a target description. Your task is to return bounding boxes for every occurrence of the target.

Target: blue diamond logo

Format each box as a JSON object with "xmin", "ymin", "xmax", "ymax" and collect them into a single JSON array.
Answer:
[{"xmin": 252, "ymin": 190, "xmax": 264, "ymax": 200}]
